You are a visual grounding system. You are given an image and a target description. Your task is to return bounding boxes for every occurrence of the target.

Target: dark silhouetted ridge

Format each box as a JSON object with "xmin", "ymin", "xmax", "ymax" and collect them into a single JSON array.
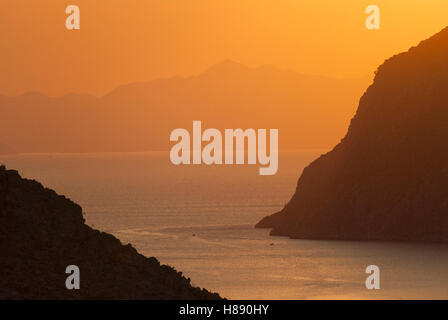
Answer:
[
  {"xmin": 0, "ymin": 166, "xmax": 221, "ymax": 299},
  {"xmin": 256, "ymin": 27, "xmax": 448, "ymax": 242}
]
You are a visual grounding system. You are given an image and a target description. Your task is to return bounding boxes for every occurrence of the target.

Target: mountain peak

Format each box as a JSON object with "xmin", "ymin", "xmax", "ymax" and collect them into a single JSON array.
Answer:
[{"xmin": 200, "ymin": 60, "xmax": 251, "ymax": 76}]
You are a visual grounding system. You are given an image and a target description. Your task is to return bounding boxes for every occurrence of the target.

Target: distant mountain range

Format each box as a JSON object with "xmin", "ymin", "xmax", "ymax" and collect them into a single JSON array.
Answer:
[
  {"xmin": 0, "ymin": 61, "xmax": 369, "ymax": 153},
  {"xmin": 256, "ymin": 27, "xmax": 448, "ymax": 242}
]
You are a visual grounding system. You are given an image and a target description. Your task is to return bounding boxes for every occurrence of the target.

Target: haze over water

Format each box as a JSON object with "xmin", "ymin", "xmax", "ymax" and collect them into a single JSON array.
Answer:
[{"xmin": 3, "ymin": 151, "xmax": 448, "ymax": 299}]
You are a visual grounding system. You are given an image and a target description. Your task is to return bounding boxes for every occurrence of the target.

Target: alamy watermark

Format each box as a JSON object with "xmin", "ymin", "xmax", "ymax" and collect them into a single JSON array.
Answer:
[
  {"xmin": 169, "ymin": 121, "xmax": 278, "ymax": 175},
  {"xmin": 65, "ymin": 5, "xmax": 80, "ymax": 30},
  {"xmin": 65, "ymin": 265, "xmax": 80, "ymax": 290},
  {"xmin": 366, "ymin": 5, "xmax": 380, "ymax": 30},
  {"xmin": 365, "ymin": 265, "xmax": 380, "ymax": 290}
]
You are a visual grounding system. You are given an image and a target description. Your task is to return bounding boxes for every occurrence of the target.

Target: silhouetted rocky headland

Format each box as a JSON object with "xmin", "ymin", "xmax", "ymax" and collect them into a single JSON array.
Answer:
[
  {"xmin": 0, "ymin": 166, "xmax": 221, "ymax": 299},
  {"xmin": 256, "ymin": 27, "xmax": 448, "ymax": 242}
]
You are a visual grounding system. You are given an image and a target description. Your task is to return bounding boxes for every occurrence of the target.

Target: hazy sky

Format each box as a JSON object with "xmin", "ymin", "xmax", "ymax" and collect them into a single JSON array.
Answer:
[{"xmin": 1, "ymin": 0, "xmax": 448, "ymax": 96}]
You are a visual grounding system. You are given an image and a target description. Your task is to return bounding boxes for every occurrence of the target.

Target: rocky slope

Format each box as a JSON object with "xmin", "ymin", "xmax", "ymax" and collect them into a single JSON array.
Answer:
[
  {"xmin": 256, "ymin": 27, "xmax": 448, "ymax": 242},
  {"xmin": 0, "ymin": 166, "xmax": 220, "ymax": 299}
]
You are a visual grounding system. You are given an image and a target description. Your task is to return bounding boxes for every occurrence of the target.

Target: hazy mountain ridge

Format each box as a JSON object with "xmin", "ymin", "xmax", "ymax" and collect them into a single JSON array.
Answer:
[
  {"xmin": 0, "ymin": 61, "xmax": 370, "ymax": 153},
  {"xmin": 256, "ymin": 27, "xmax": 448, "ymax": 242},
  {"xmin": 0, "ymin": 165, "xmax": 221, "ymax": 299}
]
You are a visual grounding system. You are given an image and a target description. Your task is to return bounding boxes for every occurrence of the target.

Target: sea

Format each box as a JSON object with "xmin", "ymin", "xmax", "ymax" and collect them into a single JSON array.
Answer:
[{"xmin": 3, "ymin": 151, "xmax": 448, "ymax": 299}]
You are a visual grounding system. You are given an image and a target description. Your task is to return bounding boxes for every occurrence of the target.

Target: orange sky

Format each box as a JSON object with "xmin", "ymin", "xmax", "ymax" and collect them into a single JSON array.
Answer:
[{"xmin": 1, "ymin": 0, "xmax": 448, "ymax": 97}]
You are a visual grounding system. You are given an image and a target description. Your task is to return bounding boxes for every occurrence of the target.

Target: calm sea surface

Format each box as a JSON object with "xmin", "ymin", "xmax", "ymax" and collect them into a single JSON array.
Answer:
[{"xmin": 3, "ymin": 151, "xmax": 448, "ymax": 299}]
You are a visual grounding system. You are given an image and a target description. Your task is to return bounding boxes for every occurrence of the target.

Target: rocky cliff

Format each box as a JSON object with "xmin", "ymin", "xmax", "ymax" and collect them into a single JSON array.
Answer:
[
  {"xmin": 256, "ymin": 27, "xmax": 448, "ymax": 242},
  {"xmin": 0, "ymin": 166, "xmax": 220, "ymax": 299}
]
